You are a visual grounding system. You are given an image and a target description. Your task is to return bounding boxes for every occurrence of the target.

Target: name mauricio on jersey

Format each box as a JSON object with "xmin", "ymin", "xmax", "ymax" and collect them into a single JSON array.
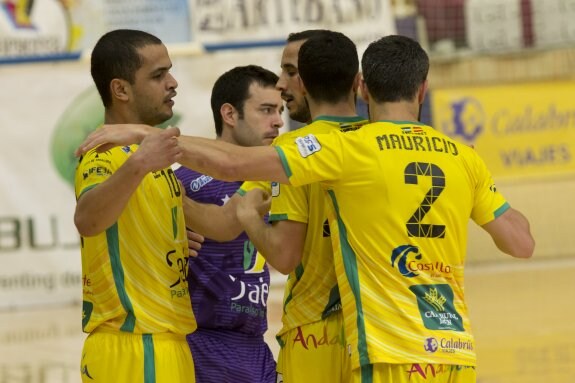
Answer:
[{"xmin": 295, "ymin": 134, "xmax": 322, "ymax": 157}]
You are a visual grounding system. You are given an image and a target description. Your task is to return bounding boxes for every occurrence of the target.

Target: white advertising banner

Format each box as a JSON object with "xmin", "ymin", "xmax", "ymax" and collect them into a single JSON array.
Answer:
[
  {"xmin": 192, "ymin": 0, "xmax": 396, "ymax": 54},
  {"xmin": 0, "ymin": 0, "xmax": 193, "ymax": 62},
  {"xmin": 1, "ymin": 0, "xmax": 395, "ymax": 62}
]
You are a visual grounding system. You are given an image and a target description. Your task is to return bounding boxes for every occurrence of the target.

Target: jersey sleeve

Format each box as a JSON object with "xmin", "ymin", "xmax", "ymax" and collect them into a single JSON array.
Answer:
[
  {"xmin": 275, "ymin": 131, "xmax": 346, "ymax": 188},
  {"xmin": 469, "ymin": 152, "xmax": 509, "ymax": 226},
  {"xmin": 268, "ymin": 181, "xmax": 309, "ymax": 223},
  {"xmin": 237, "ymin": 180, "xmax": 271, "ymax": 195},
  {"xmin": 74, "ymin": 148, "xmax": 120, "ymax": 199}
]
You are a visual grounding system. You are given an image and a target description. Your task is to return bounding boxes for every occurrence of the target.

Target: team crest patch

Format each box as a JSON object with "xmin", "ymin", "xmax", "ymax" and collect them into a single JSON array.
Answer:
[{"xmin": 295, "ymin": 134, "xmax": 321, "ymax": 157}]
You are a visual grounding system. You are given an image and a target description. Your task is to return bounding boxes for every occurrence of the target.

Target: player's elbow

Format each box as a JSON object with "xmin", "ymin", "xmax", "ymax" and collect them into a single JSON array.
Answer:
[
  {"xmin": 74, "ymin": 205, "xmax": 110, "ymax": 237},
  {"xmin": 273, "ymin": 262, "xmax": 293, "ymax": 275},
  {"xmin": 271, "ymin": 249, "xmax": 301, "ymax": 275},
  {"xmin": 74, "ymin": 213, "xmax": 101, "ymax": 237},
  {"xmin": 508, "ymin": 236, "xmax": 535, "ymax": 259},
  {"xmin": 209, "ymin": 228, "xmax": 243, "ymax": 243},
  {"xmin": 494, "ymin": 234, "xmax": 535, "ymax": 259}
]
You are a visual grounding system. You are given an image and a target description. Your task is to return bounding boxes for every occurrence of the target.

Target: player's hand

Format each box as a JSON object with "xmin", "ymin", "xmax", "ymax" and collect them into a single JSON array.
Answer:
[
  {"xmin": 236, "ymin": 188, "xmax": 271, "ymax": 223},
  {"xmin": 131, "ymin": 126, "xmax": 182, "ymax": 173},
  {"xmin": 187, "ymin": 229, "xmax": 204, "ymax": 257},
  {"xmin": 74, "ymin": 124, "xmax": 159, "ymax": 157}
]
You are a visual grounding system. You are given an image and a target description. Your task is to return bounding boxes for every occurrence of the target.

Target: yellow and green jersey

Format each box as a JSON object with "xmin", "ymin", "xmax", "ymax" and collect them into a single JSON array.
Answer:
[
  {"xmin": 242, "ymin": 116, "xmax": 368, "ymax": 337},
  {"xmin": 75, "ymin": 145, "xmax": 196, "ymax": 335},
  {"xmin": 275, "ymin": 121, "xmax": 509, "ymax": 369}
]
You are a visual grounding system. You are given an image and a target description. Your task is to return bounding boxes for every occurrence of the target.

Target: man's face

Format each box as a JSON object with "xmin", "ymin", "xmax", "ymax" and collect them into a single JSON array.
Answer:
[
  {"xmin": 130, "ymin": 44, "xmax": 178, "ymax": 126},
  {"xmin": 276, "ymin": 40, "xmax": 311, "ymax": 124},
  {"xmin": 233, "ymin": 82, "xmax": 284, "ymax": 147}
]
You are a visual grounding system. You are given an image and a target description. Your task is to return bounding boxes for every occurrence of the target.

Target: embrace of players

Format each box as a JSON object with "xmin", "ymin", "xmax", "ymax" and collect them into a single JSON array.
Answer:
[{"xmin": 74, "ymin": 27, "xmax": 535, "ymax": 383}]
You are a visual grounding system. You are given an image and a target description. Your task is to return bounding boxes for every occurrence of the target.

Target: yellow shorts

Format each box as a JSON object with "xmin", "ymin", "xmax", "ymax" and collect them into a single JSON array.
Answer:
[
  {"xmin": 353, "ymin": 363, "xmax": 476, "ymax": 383},
  {"xmin": 81, "ymin": 328, "xmax": 195, "ymax": 383},
  {"xmin": 276, "ymin": 311, "xmax": 350, "ymax": 383}
]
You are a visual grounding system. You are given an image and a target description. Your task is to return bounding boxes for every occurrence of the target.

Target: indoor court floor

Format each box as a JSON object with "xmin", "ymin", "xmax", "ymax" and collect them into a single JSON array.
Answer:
[{"xmin": 1, "ymin": 257, "xmax": 574, "ymax": 383}]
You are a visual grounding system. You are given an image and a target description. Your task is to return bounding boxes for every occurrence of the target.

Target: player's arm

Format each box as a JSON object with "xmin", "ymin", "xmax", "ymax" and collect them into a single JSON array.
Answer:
[
  {"xmin": 236, "ymin": 189, "xmax": 304, "ymax": 274},
  {"xmin": 481, "ymin": 207, "xmax": 535, "ymax": 258},
  {"xmin": 74, "ymin": 127, "xmax": 181, "ymax": 237},
  {"xmin": 74, "ymin": 124, "xmax": 158, "ymax": 156},
  {"xmin": 176, "ymin": 136, "xmax": 290, "ymax": 184},
  {"xmin": 182, "ymin": 194, "xmax": 244, "ymax": 242},
  {"xmin": 75, "ymin": 124, "xmax": 291, "ymax": 184}
]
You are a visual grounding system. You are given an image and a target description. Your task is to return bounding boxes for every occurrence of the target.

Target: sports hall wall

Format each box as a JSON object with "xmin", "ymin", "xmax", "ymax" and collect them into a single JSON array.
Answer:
[{"xmin": 1, "ymin": 0, "xmax": 574, "ymax": 310}]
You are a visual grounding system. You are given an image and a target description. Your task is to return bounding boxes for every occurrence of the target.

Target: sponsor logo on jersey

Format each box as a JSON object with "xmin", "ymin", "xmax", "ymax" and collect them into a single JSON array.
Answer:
[
  {"xmin": 295, "ymin": 134, "xmax": 322, "ymax": 157},
  {"xmin": 405, "ymin": 363, "xmax": 475, "ymax": 379},
  {"xmin": 410, "ymin": 284, "xmax": 464, "ymax": 331},
  {"xmin": 391, "ymin": 244, "xmax": 453, "ymax": 279},
  {"xmin": 82, "ymin": 166, "xmax": 112, "ymax": 180},
  {"xmin": 166, "ymin": 249, "xmax": 190, "ymax": 299},
  {"xmin": 228, "ymin": 240, "xmax": 269, "ymax": 317},
  {"xmin": 424, "ymin": 337, "xmax": 438, "ymax": 353},
  {"xmin": 291, "ymin": 323, "xmax": 345, "ymax": 350},
  {"xmin": 423, "ymin": 336, "xmax": 474, "ymax": 355},
  {"xmin": 190, "ymin": 175, "xmax": 213, "ymax": 192}
]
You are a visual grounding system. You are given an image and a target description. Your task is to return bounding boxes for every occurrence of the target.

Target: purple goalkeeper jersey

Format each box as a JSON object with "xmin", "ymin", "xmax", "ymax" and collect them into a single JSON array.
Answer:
[{"xmin": 175, "ymin": 166, "xmax": 270, "ymax": 337}]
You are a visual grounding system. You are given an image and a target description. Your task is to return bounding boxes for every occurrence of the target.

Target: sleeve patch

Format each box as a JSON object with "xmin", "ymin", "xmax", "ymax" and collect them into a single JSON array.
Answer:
[
  {"xmin": 271, "ymin": 182, "xmax": 280, "ymax": 197},
  {"xmin": 295, "ymin": 134, "xmax": 322, "ymax": 158}
]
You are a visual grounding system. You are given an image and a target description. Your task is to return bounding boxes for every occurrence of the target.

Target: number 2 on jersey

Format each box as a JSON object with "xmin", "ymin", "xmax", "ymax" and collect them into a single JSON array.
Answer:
[{"xmin": 404, "ymin": 162, "xmax": 446, "ymax": 238}]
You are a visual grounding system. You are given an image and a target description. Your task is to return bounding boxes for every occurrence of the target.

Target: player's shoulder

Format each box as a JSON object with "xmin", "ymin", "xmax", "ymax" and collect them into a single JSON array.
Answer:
[
  {"xmin": 273, "ymin": 120, "xmax": 347, "ymax": 145},
  {"xmin": 273, "ymin": 125, "xmax": 316, "ymax": 145},
  {"xmin": 78, "ymin": 145, "xmax": 132, "ymax": 168}
]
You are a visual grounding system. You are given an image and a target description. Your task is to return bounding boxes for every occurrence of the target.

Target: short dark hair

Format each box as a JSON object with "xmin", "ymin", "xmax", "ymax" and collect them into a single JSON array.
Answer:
[
  {"xmin": 286, "ymin": 29, "xmax": 332, "ymax": 43},
  {"xmin": 362, "ymin": 35, "xmax": 429, "ymax": 103},
  {"xmin": 91, "ymin": 29, "xmax": 163, "ymax": 107},
  {"xmin": 297, "ymin": 31, "xmax": 358, "ymax": 103},
  {"xmin": 210, "ymin": 65, "xmax": 279, "ymax": 136}
]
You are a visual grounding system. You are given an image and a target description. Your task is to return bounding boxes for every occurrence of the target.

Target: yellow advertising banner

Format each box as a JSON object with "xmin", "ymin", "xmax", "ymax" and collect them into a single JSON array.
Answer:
[{"xmin": 431, "ymin": 81, "xmax": 575, "ymax": 179}]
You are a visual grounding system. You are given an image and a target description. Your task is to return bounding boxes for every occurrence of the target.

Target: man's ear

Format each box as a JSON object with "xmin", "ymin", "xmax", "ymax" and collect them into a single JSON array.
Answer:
[
  {"xmin": 418, "ymin": 79, "xmax": 429, "ymax": 105},
  {"xmin": 110, "ymin": 79, "xmax": 130, "ymax": 102},
  {"xmin": 352, "ymin": 72, "xmax": 361, "ymax": 97},
  {"xmin": 297, "ymin": 76, "xmax": 308, "ymax": 96},
  {"xmin": 220, "ymin": 103, "xmax": 237, "ymax": 127},
  {"xmin": 358, "ymin": 76, "xmax": 370, "ymax": 103}
]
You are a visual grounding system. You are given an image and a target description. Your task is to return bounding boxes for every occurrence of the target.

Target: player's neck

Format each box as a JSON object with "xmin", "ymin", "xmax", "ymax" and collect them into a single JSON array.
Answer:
[
  {"xmin": 218, "ymin": 127, "xmax": 238, "ymax": 145},
  {"xmin": 104, "ymin": 108, "xmax": 151, "ymax": 125},
  {"xmin": 370, "ymin": 101, "xmax": 420, "ymax": 123},
  {"xmin": 308, "ymin": 97, "xmax": 357, "ymax": 120}
]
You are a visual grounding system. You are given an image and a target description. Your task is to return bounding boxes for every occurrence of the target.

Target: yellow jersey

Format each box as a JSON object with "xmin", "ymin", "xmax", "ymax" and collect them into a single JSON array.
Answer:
[
  {"xmin": 242, "ymin": 116, "xmax": 368, "ymax": 337},
  {"xmin": 75, "ymin": 145, "xmax": 196, "ymax": 335},
  {"xmin": 275, "ymin": 121, "xmax": 509, "ymax": 369}
]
